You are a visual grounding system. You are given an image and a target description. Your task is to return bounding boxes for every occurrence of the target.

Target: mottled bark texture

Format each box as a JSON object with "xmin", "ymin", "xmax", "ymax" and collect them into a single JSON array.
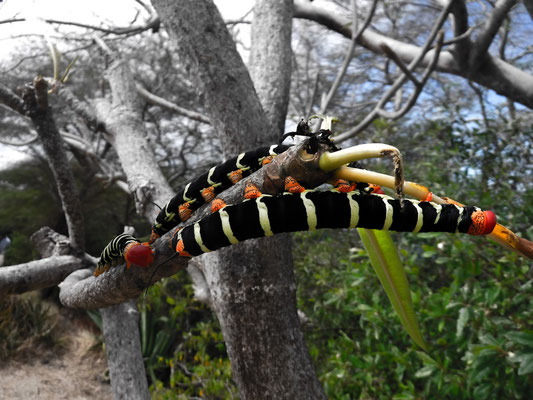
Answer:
[
  {"xmin": 101, "ymin": 300, "xmax": 150, "ymax": 400},
  {"xmin": 21, "ymin": 77, "xmax": 85, "ymax": 250},
  {"xmin": 151, "ymin": 0, "xmax": 326, "ymax": 398},
  {"xmin": 249, "ymin": 0, "xmax": 293, "ymax": 134},
  {"xmin": 150, "ymin": 0, "xmax": 272, "ymax": 156},
  {"xmin": 94, "ymin": 59, "xmax": 174, "ymax": 219},
  {"xmin": 0, "ymin": 256, "xmax": 82, "ymax": 295}
]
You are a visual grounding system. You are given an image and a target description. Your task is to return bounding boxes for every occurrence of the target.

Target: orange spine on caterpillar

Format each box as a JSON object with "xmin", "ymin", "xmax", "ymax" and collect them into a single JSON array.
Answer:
[
  {"xmin": 171, "ymin": 190, "xmax": 498, "ymax": 259},
  {"xmin": 284, "ymin": 176, "xmax": 306, "ymax": 193},
  {"xmin": 150, "ymin": 144, "xmax": 291, "ymax": 241},
  {"xmin": 244, "ymin": 183, "xmax": 262, "ymax": 199},
  {"xmin": 211, "ymin": 198, "xmax": 227, "ymax": 213}
]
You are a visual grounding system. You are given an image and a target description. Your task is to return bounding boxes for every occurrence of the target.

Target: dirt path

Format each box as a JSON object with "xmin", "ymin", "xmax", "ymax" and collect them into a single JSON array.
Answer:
[{"xmin": 0, "ymin": 315, "xmax": 113, "ymax": 400}]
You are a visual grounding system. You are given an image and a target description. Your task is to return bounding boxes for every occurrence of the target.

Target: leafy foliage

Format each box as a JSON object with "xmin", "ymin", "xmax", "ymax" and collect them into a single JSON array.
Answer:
[
  {"xmin": 0, "ymin": 293, "xmax": 58, "ymax": 358},
  {"xmin": 140, "ymin": 273, "xmax": 237, "ymax": 399}
]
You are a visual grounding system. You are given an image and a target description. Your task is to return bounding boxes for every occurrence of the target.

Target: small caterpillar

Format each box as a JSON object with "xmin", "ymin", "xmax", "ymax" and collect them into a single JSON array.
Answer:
[
  {"xmin": 172, "ymin": 190, "xmax": 496, "ymax": 258},
  {"xmin": 94, "ymin": 234, "xmax": 155, "ymax": 277}
]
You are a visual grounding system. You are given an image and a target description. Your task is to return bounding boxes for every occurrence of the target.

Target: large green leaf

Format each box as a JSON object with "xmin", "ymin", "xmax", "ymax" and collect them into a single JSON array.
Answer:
[{"xmin": 358, "ymin": 228, "xmax": 427, "ymax": 350}]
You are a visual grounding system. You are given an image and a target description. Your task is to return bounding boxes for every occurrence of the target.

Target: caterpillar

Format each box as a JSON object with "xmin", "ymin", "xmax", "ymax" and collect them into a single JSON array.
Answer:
[
  {"xmin": 94, "ymin": 234, "xmax": 155, "ymax": 277},
  {"xmin": 171, "ymin": 190, "xmax": 496, "ymax": 258},
  {"xmin": 150, "ymin": 144, "xmax": 291, "ymax": 241}
]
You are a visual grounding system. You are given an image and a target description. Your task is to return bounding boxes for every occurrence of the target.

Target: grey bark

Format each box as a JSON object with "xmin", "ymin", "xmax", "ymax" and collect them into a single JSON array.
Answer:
[
  {"xmin": 21, "ymin": 77, "xmax": 86, "ymax": 250},
  {"xmin": 150, "ymin": 0, "xmax": 272, "ymax": 156},
  {"xmin": 88, "ymin": 56, "xmax": 174, "ymax": 399},
  {"xmin": 101, "ymin": 300, "xmax": 150, "ymax": 400},
  {"xmin": 249, "ymin": 0, "xmax": 293, "ymax": 134},
  {"xmin": 293, "ymin": 0, "xmax": 533, "ymax": 110},
  {"xmin": 94, "ymin": 59, "xmax": 174, "ymax": 218},
  {"xmin": 0, "ymin": 255, "xmax": 82, "ymax": 295},
  {"xmin": 150, "ymin": 0, "xmax": 326, "ymax": 398}
]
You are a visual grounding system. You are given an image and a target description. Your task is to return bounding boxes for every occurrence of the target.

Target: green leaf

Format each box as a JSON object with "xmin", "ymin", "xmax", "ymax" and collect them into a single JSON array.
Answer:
[
  {"xmin": 505, "ymin": 331, "xmax": 533, "ymax": 348},
  {"xmin": 509, "ymin": 352, "xmax": 533, "ymax": 375},
  {"xmin": 518, "ymin": 355, "xmax": 533, "ymax": 375},
  {"xmin": 415, "ymin": 365, "xmax": 437, "ymax": 378},
  {"xmin": 456, "ymin": 307, "xmax": 469, "ymax": 338},
  {"xmin": 415, "ymin": 351, "xmax": 438, "ymax": 366},
  {"xmin": 358, "ymin": 229, "xmax": 427, "ymax": 351}
]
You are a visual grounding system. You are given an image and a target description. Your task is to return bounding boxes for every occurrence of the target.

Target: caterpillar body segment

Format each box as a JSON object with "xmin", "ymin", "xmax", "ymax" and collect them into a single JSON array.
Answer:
[
  {"xmin": 95, "ymin": 234, "xmax": 155, "ymax": 277},
  {"xmin": 151, "ymin": 144, "xmax": 290, "ymax": 241},
  {"xmin": 172, "ymin": 191, "xmax": 497, "ymax": 258}
]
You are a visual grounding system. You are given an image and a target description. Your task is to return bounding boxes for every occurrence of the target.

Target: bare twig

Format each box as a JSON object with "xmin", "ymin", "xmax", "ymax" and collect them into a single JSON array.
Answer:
[
  {"xmin": 135, "ymin": 83, "xmax": 211, "ymax": 124},
  {"xmin": 0, "ymin": 16, "xmax": 160, "ymax": 36},
  {"xmin": 334, "ymin": 1, "xmax": 454, "ymax": 143},
  {"xmin": 0, "ymin": 82, "xmax": 26, "ymax": 114},
  {"xmin": 319, "ymin": 0, "xmax": 378, "ymax": 114}
]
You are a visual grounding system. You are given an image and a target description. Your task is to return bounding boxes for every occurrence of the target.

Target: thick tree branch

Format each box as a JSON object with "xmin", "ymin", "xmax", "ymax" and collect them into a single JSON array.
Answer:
[
  {"xmin": 21, "ymin": 78, "xmax": 86, "ymax": 250},
  {"xmin": 470, "ymin": 0, "xmax": 518, "ymax": 70},
  {"xmin": 293, "ymin": 0, "xmax": 533, "ymax": 110},
  {"xmin": 94, "ymin": 58, "xmax": 174, "ymax": 219},
  {"xmin": 101, "ymin": 301, "xmax": 150, "ymax": 400},
  {"xmin": 0, "ymin": 256, "xmax": 83, "ymax": 295},
  {"xmin": 151, "ymin": 0, "xmax": 273, "ymax": 156},
  {"xmin": 249, "ymin": 0, "xmax": 293, "ymax": 134}
]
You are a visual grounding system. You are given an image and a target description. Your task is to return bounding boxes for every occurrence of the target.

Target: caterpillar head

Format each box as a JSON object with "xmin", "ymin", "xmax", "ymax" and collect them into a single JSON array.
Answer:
[{"xmin": 124, "ymin": 242, "xmax": 155, "ymax": 269}]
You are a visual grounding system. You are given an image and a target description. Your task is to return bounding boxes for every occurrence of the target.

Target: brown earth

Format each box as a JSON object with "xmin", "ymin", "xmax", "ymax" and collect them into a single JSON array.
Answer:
[{"xmin": 0, "ymin": 308, "xmax": 112, "ymax": 400}]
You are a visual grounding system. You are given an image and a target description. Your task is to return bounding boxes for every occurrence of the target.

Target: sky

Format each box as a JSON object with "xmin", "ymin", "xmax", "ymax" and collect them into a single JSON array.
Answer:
[{"xmin": 0, "ymin": 0, "xmax": 253, "ymax": 169}]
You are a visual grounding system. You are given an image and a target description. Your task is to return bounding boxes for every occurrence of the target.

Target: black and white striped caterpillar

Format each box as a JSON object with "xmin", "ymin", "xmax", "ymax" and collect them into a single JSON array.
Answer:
[
  {"xmin": 171, "ymin": 190, "xmax": 496, "ymax": 258},
  {"xmin": 95, "ymin": 144, "xmax": 290, "ymax": 276},
  {"xmin": 94, "ymin": 234, "xmax": 155, "ymax": 277},
  {"xmin": 149, "ymin": 144, "xmax": 291, "ymax": 241}
]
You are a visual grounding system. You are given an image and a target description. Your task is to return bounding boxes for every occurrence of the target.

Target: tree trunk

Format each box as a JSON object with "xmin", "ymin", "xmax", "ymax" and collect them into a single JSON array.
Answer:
[
  {"xmin": 101, "ymin": 300, "xmax": 150, "ymax": 400},
  {"xmin": 151, "ymin": 0, "xmax": 326, "ymax": 398}
]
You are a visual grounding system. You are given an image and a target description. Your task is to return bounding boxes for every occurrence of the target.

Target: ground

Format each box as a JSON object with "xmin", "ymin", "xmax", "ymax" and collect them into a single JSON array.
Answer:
[{"xmin": 0, "ymin": 306, "xmax": 113, "ymax": 400}]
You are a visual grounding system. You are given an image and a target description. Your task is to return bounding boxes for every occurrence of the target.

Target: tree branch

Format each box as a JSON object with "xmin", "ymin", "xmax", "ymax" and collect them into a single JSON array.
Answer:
[
  {"xmin": 249, "ymin": 0, "xmax": 293, "ymax": 134},
  {"xmin": 0, "ymin": 82, "xmax": 26, "ymax": 115},
  {"xmin": 135, "ymin": 83, "xmax": 211, "ymax": 124},
  {"xmin": 293, "ymin": 0, "xmax": 533, "ymax": 110},
  {"xmin": 0, "ymin": 256, "xmax": 84, "ymax": 295},
  {"xmin": 319, "ymin": 0, "xmax": 378, "ymax": 114},
  {"xmin": 94, "ymin": 58, "xmax": 174, "ymax": 219},
  {"xmin": 470, "ymin": 0, "xmax": 518, "ymax": 70},
  {"xmin": 21, "ymin": 77, "xmax": 86, "ymax": 250}
]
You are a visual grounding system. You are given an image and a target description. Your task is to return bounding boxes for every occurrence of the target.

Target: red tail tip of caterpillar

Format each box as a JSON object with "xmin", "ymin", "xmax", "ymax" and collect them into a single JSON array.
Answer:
[
  {"xmin": 468, "ymin": 210, "xmax": 497, "ymax": 236},
  {"xmin": 124, "ymin": 242, "xmax": 155, "ymax": 269}
]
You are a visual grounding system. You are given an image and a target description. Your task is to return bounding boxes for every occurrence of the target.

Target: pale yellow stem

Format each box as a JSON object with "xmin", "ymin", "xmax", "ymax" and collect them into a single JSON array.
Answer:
[
  {"xmin": 335, "ymin": 166, "xmax": 533, "ymax": 260},
  {"xmin": 319, "ymin": 143, "xmax": 402, "ymax": 171}
]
